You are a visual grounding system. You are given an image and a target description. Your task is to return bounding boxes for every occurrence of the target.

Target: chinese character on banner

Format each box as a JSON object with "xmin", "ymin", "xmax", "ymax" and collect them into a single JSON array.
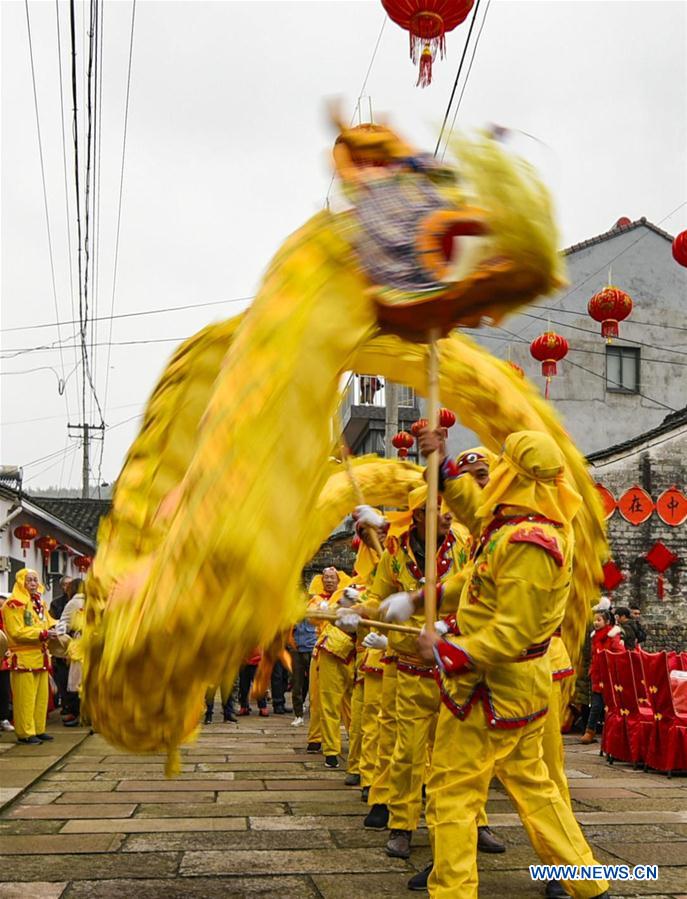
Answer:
[
  {"xmin": 595, "ymin": 484, "xmax": 617, "ymax": 519},
  {"xmin": 645, "ymin": 542, "xmax": 679, "ymax": 599},
  {"xmin": 655, "ymin": 487, "xmax": 687, "ymax": 527},
  {"xmin": 618, "ymin": 486, "xmax": 654, "ymax": 525}
]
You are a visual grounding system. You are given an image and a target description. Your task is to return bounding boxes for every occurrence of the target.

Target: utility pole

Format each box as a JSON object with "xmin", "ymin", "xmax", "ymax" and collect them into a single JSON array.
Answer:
[
  {"xmin": 384, "ymin": 380, "xmax": 399, "ymax": 458},
  {"xmin": 68, "ymin": 422, "xmax": 105, "ymax": 498}
]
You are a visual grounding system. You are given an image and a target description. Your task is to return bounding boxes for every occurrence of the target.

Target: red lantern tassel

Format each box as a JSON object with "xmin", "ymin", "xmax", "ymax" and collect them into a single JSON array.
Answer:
[
  {"xmin": 657, "ymin": 574, "xmax": 664, "ymax": 600},
  {"xmin": 544, "ymin": 377, "xmax": 551, "ymax": 400},
  {"xmin": 417, "ymin": 45, "xmax": 433, "ymax": 88},
  {"xmin": 601, "ymin": 320, "xmax": 619, "ymax": 341}
]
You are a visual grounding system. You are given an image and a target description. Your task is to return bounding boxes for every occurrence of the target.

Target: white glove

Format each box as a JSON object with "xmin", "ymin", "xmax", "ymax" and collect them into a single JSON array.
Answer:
[
  {"xmin": 379, "ymin": 592, "xmax": 416, "ymax": 623},
  {"xmin": 55, "ymin": 619, "xmax": 68, "ymax": 636},
  {"xmin": 318, "ymin": 599, "xmax": 331, "ymax": 610},
  {"xmin": 353, "ymin": 504, "xmax": 387, "ymax": 529},
  {"xmin": 336, "ymin": 612, "xmax": 361, "ymax": 633},
  {"xmin": 362, "ymin": 632, "xmax": 388, "ymax": 650},
  {"xmin": 434, "ymin": 620, "xmax": 449, "ymax": 636}
]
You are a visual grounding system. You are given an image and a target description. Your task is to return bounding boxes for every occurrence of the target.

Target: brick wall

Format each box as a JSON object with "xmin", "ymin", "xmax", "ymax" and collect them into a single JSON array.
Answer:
[{"xmin": 591, "ymin": 426, "xmax": 686, "ymax": 652}]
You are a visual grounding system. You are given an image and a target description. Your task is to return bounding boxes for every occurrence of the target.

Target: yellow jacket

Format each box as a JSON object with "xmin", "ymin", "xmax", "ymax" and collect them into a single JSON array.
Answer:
[
  {"xmin": 362, "ymin": 525, "xmax": 470, "ymax": 663},
  {"xmin": 2, "ymin": 593, "xmax": 54, "ymax": 672},
  {"xmin": 438, "ymin": 509, "xmax": 571, "ymax": 727},
  {"xmin": 313, "ymin": 583, "xmax": 356, "ymax": 664}
]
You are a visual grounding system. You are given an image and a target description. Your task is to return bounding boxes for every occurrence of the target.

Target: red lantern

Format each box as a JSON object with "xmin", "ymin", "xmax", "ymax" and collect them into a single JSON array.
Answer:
[
  {"xmin": 381, "ymin": 0, "xmax": 475, "ymax": 87},
  {"xmin": 529, "ymin": 331, "xmax": 569, "ymax": 399},
  {"xmin": 13, "ymin": 524, "xmax": 38, "ymax": 557},
  {"xmin": 392, "ymin": 430, "xmax": 414, "ymax": 458},
  {"xmin": 672, "ymin": 230, "xmax": 687, "ymax": 267},
  {"xmin": 507, "ymin": 361, "xmax": 524, "ymax": 378},
  {"xmin": 35, "ymin": 535, "xmax": 58, "ymax": 567},
  {"xmin": 74, "ymin": 555, "xmax": 93, "ymax": 573},
  {"xmin": 410, "ymin": 418, "xmax": 429, "ymax": 437},
  {"xmin": 588, "ymin": 286, "xmax": 633, "ymax": 341},
  {"xmin": 438, "ymin": 408, "xmax": 456, "ymax": 429}
]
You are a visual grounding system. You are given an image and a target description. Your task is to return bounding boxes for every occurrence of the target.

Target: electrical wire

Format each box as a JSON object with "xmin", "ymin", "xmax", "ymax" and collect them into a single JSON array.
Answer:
[
  {"xmin": 434, "ymin": 0, "xmax": 483, "ymax": 157},
  {"xmin": 55, "ymin": 0, "xmax": 80, "ymax": 418},
  {"xmin": 24, "ymin": 0, "xmax": 69, "ymax": 417},
  {"xmin": 440, "ymin": 0, "xmax": 492, "ymax": 161},
  {"xmin": 324, "ymin": 14, "xmax": 387, "ymax": 209},
  {"xmin": 0, "ymin": 294, "xmax": 254, "ymax": 334},
  {"xmin": 102, "ymin": 0, "xmax": 137, "ymax": 423},
  {"xmin": 491, "ymin": 322, "xmax": 680, "ymax": 414}
]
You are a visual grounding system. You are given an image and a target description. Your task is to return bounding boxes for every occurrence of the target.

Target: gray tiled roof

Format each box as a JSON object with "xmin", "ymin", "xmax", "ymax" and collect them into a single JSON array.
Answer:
[
  {"xmin": 562, "ymin": 217, "xmax": 674, "ymax": 257},
  {"xmin": 25, "ymin": 496, "xmax": 111, "ymax": 543}
]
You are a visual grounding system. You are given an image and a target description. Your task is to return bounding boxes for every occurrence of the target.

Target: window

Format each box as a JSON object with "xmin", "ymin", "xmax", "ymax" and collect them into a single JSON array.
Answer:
[{"xmin": 606, "ymin": 346, "xmax": 639, "ymax": 393}]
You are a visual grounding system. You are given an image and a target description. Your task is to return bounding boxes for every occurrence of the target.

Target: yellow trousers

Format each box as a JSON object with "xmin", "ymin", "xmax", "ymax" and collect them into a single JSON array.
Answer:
[
  {"xmin": 347, "ymin": 680, "xmax": 364, "ymax": 774},
  {"xmin": 542, "ymin": 680, "xmax": 572, "ymax": 809},
  {"xmin": 307, "ymin": 655, "xmax": 321, "ymax": 742},
  {"xmin": 359, "ymin": 673, "xmax": 383, "ymax": 787},
  {"xmin": 367, "ymin": 660, "xmax": 398, "ymax": 807},
  {"xmin": 427, "ymin": 702, "xmax": 608, "ymax": 899},
  {"xmin": 387, "ymin": 670, "xmax": 440, "ymax": 831},
  {"xmin": 318, "ymin": 651, "xmax": 354, "ymax": 757},
  {"xmin": 10, "ymin": 671, "xmax": 49, "ymax": 739}
]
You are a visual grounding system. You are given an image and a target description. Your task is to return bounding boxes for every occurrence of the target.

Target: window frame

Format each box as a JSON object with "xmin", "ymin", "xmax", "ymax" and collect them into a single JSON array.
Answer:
[{"xmin": 605, "ymin": 345, "xmax": 640, "ymax": 394}]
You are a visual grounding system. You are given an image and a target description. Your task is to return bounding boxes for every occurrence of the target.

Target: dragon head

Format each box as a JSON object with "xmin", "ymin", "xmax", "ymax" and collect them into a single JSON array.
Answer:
[{"xmin": 331, "ymin": 115, "xmax": 566, "ymax": 340}]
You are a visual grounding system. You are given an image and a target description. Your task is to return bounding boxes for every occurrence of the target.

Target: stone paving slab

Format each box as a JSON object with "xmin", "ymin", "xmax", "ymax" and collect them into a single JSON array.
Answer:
[
  {"xmin": 122, "ymin": 828, "xmax": 336, "ymax": 851},
  {"xmin": 61, "ymin": 875, "xmax": 318, "ymax": 898},
  {"xmin": 313, "ymin": 871, "xmax": 415, "ymax": 897},
  {"xmin": 133, "ymin": 802, "xmax": 287, "ymax": 818},
  {"xmin": 116, "ymin": 778, "xmax": 257, "ymax": 792},
  {"xmin": 0, "ymin": 834, "xmax": 123, "ymax": 854},
  {"xmin": 60, "ymin": 817, "xmax": 248, "ymax": 834},
  {"xmin": 0, "ymin": 883, "xmax": 67, "ymax": 899},
  {"xmin": 179, "ymin": 847, "xmax": 407, "ymax": 876},
  {"xmin": 54, "ymin": 791, "xmax": 217, "ymax": 804},
  {"xmin": 0, "ymin": 852, "xmax": 180, "ymax": 881},
  {"xmin": 7, "ymin": 804, "xmax": 137, "ymax": 819}
]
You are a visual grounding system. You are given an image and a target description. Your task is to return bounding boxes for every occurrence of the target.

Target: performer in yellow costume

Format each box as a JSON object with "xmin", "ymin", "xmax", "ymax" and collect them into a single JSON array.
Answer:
[
  {"xmin": 307, "ymin": 567, "xmax": 353, "ymax": 765},
  {"xmin": 2, "ymin": 569, "xmax": 56, "ymax": 744},
  {"xmin": 421, "ymin": 431, "xmax": 609, "ymax": 899},
  {"xmin": 344, "ymin": 485, "xmax": 469, "ymax": 859}
]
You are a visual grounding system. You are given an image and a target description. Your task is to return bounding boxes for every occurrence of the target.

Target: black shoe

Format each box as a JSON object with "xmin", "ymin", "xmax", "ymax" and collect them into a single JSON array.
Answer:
[
  {"xmin": 364, "ymin": 803, "xmax": 389, "ymax": 830},
  {"xmin": 35, "ymin": 733, "xmax": 54, "ymax": 742},
  {"xmin": 345, "ymin": 772, "xmax": 361, "ymax": 786},
  {"xmin": 544, "ymin": 881, "xmax": 570, "ymax": 898},
  {"xmin": 203, "ymin": 704, "xmax": 213, "ymax": 725},
  {"xmin": 477, "ymin": 825, "xmax": 506, "ymax": 853},
  {"xmin": 273, "ymin": 706, "xmax": 287, "ymax": 715},
  {"xmin": 408, "ymin": 863, "xmax": 432, "ymax": 891},
  {"xmin": 17, "ymin": 736, "xmax": 41, "ymax": 745},
  {"xmin": 306, "ymin": 741, "xmax": 322, "ymax": 753},
  {"xmin": 361, "ymin": 785, "xmax": 370, "ymax": 802},
  {"xmin": 223, "ymin": 705, "xmax": 237, "ymax": 723},
  {"xmin": 386, "ymin": 828, "xmax": 412, "ymax": 859},
  {"xmin": 62, "ymin": 717, "xmax": 79, "ymax": 727},
  {"xmin": 324, "ymin": 755, "xmax": 339, "ymax": 769}
]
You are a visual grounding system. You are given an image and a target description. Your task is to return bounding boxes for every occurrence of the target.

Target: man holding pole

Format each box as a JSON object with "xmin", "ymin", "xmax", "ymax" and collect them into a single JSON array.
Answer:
[{"xmin": 417, "ymin": 431, "xmax": 609, "ymax": 899}]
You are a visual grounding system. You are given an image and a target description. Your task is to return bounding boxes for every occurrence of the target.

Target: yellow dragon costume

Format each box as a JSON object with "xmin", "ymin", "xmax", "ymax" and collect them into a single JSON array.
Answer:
[{"xmin": 81, "ymin": 119, "xmax": 606, "ymax": 774}]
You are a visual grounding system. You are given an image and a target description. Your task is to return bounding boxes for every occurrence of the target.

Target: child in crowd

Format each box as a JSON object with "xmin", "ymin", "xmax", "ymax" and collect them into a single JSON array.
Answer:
[{"xmin": 580, "ymin": 606, "xmax": 624, "ymax": 745}]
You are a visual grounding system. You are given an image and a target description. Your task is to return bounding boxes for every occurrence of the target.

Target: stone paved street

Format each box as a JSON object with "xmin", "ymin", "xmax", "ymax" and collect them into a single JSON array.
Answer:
[{"xmin": 1, "ymin": 706, "xmax": 686, "ymax": 898}]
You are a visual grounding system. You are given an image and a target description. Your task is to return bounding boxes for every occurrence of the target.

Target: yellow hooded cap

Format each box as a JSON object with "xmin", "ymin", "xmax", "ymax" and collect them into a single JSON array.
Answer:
[
  {"xmin": 476, "ymin": 430, "xmax": 582, "ymax": 526},
  {"xmin": 11, "ymin": 568, "xmax": 45, "ymax": 601}
]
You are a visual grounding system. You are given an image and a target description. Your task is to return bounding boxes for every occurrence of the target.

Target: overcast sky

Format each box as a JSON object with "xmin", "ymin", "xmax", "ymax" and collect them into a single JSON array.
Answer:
[{"xmin": 1, "ymin": 0, "xmax": 686, "ymax": 491}]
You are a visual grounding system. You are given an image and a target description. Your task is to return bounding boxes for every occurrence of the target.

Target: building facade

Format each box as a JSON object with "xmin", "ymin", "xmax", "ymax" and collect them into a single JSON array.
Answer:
[
  {"xmin": 589, "ymin": 408, "xmax": 687, "ymax": 652},
  {"xmin": 0, "ymin": 469, "xmax": 105, "ymax": 600}
]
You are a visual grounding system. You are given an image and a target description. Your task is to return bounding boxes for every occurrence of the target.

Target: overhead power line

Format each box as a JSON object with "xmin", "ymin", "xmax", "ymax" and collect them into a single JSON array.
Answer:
[
  {"xmin": 24, "ymin": 0, "xmax": 69, "ymax": 414},
  {"xmin": 434, "ymin": 0, "xmax": 483, "ymax": 157}
]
